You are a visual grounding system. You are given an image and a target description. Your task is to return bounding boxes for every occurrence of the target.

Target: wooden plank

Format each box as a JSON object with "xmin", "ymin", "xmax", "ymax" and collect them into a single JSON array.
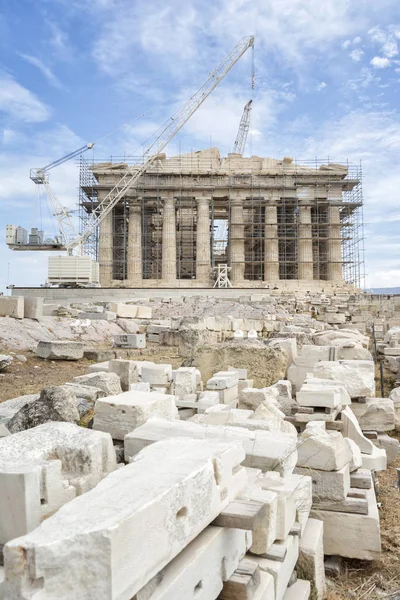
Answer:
[
  {"xmin": 253, "ymin": 542, "xmax": 287, "ymax": 562},
  {"xmin": 350, "ymin": 470, "xmax": 372, "ymax": 490},
  {"xmin": 326, "ymin": 420, "xmax": 344, "ymax": 432},
  {"xmin": 347, "ymin": 488, "xmax": 367, "ymax": 499},
  {"xmin": 219, "ymin": 558, "xmax": 261, "ymax": 600},
  {"xmin": 289, "ymin": 522, "xmax": 302, "ymax": 537},
  {"xmin": 312, "ymin": 496, "xmax": 368, "ymax": 515},
  {"xmin": 213, "ymin": 499, "xmax": 267, "ymax": 531}
]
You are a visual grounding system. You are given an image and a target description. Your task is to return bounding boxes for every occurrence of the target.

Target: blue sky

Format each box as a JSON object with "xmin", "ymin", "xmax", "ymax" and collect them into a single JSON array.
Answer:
[{"xmin": 1, "ymin": 0, "xmax": 400, "ymax": 291}]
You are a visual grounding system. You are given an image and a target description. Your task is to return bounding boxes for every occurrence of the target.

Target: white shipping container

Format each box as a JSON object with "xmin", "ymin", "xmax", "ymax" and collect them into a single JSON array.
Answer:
[
  {"xmin": 48, "ymin": 256, "xmax": 95, "ymax": 285},
  {"xmin": 6, "ymin": 225, "xmax": 17, "ymax": 245}
]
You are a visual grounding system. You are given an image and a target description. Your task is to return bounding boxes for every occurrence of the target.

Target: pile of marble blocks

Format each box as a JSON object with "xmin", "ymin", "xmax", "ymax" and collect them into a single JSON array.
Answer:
[
  {"xmin": 294, "ymin": 422, "xmax": 381, "ymax": 561},
  {"xmin": 294, "ymin": 376, "xmax": 351, "ymax": 424},
  {"xmin": 0, "ymin": 425, "xmax": 318, "ymax": 600}
]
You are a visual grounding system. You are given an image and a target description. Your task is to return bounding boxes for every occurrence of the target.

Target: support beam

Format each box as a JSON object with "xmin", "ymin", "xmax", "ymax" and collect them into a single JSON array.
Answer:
[
  {"xmin": 98, "ymin": 208, "xmax": 113, "ymax": 286},
  {"xmin": 298, "ymin": 205, "xmax": 313, "ymax": 281},
  {"xmin": 162, "ymin": 197, "xmax": 177, "ymax": 282},
  {"xmin": 196, "ymin": 197, "xmax": 211, "ymax": 284},
  {"xmin": 264, "ymin": 204, "xmax": 279, "ymax": 281},
  {"xmin": 328, "ymin": 205, "xmax": 343, "ymax": 281},
  {"xmin": 230, "ymin": 196, "xmax": 245, "ymax": 284},
  {"xmin": 127, "ymin": 202, "xmax": 143, "ymax": 285}
]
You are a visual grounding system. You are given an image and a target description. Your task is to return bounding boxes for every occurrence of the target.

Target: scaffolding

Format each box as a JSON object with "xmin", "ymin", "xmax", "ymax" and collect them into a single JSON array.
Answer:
[{"xmin": 78, "ymin": 152, "xmax": 365, "ymax": 289}]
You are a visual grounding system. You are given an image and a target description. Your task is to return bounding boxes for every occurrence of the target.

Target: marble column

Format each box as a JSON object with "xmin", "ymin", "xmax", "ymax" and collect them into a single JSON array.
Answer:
[
  {"xmin": 196, "ymin": 197, "xmax": 211, "ymax": 284},
  {"xmin": 161, "ymin": 197, "xmax": 177, "ymax": 282},
  {"xmin": 328, "ymin": 205, "xmax": 343, "ymax": 281},
  {"xmin": 298, "ymin": 205, "xmax": 314, "ymax": 280},
  {"xmin": 98, "ymin": 209, "xmax": 113, "ymax": 286},
  {"xmin": 264, "ymin": 204, "xmax": 279, "ymax": 281},
  {"xmin": 230, "ymin": 196, "xmax": 245, "ymax": 284},
  {"xmin": 127, "ymin": 201, "xmax": 142, "ymax": 285}
]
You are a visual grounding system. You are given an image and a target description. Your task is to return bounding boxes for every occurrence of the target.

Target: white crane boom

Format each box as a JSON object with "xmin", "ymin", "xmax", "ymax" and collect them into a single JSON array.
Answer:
[
  {"xmin": 67, "ymin": 35, "xmax": 254, "ymax": 251},
  {"xmin": 233, "ymin": 99, "xmax": 252, "ymax": 155}
]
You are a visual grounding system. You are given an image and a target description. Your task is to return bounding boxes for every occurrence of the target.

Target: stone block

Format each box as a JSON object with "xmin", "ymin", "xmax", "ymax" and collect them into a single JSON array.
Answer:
[
  {"xmin": 142, "ymin": 364, "xmax": 173, "ymax": 385},
  {"xmin": 113, "ymin": 334, "xmax": 146, "ymax": 349},
  {"xmin": 124, "ymin": 418, "xmax": 298, "ymax": 476},
  {"xmin": 23, "ymin": 296, "xmax": 43, "ymax": 319},
  {"xmin": 297, "ymin": 426, "xmax": 352, "ymax": 471},
  {"xmin": 252, "ymin": 534, "xmax": 299, "ymax": 600},
  {"xmin": 36, "ymin": 340, "xmax": 84, "ymax": 360},
  {"xmin": 80, "ymin": 311, "xmax": 116, "ymax": 320},
  {"xmin": 175, "ymin": 367, "xmax": 197, "ymax": 400},
  {"xmin": 218, "ymin": 384, "xmax": 239, "ymax": 405},
  {"xmin": 0, "ymin": 355, "xmax": 12, "ymax": 372},
  {"xmin": 0, "ymin": 296, "xmax": 24, "ymax": 319},
  {"xmin": 373, "ymin": 433, "xmax": 400, "ymax": 465},
  {"xmin": 131, "ymin": 382, "xmax": 151, "ymax": 392},
  {"xmin": 257, "ymin": 473, "xmax": 298, "ymax": 541},
  {"xmin": 313, "ymin": 360, "xmax": 375, "ymax": 398},
  {"xmin": 241, "ymin": 487, "xmax": 278, "ymax": 554},
  {"xmin": 303, "ymin": 376, "xmax": 351, "ymax": 406},
  {"xmin": 350, "ymin": 398, "xmax": 395, "ymax": 432},
  {"xmin": 88, "ymin": 361, "xmax": 110, "ymax": 374},
  {"xmin": 295, "ymin": 463, "xmax": 350, "ymax": 502},
  {"xmin": 72, "ymin": 372, "xmax": 122, "ymax": 396},
  {"xmin": 238, "ymin": 379, "xmax": 254, "ymax": 393},
  {"xmin": 0, "ymin": 422, "xmax": 116, "ymax": 544},
  {"xmin": 268, "ymin": 338, "xmax": 297, "ymax": 367},
  {"xmin": 297, "ymin": 518, "xmax": 325, "ymax": 600},
  {"xmin": 7, "ymin": 386, "xmax": 80, "ymax": 434},
  {"xmin": 109, "ymin": 303, "xmax": 138, "ymax": 318},
  {"xmin": 283, "ymin": 579, "xmax": 311, "ymax": 600},
  {"xmin": 135, "ymin": 526, "xmax": 251, "ymax": 600},
  {"xmin": 361, "ymin": 444, "xmax": 387, "ymax": 471},
  {"xmin": 310, "ymin": 487, "xmax": 381, "ymax": 560},
  {"xmin": 94, "ymin": 391, "xmax": 178, "ymax": 440},
  {"xmin": 228, "ymin": 366, "xmax": 248, "ymax": 379},
  {"xmin": 207, "ymin": 373, "xmax": 239, "ymax": 390},
  {"xmin": 0, "ymin": 394, "xmax": 39, "ymax": 429},
  {"xmin": 296, "ymin": 386, "xmax": 341, "ymax": 409},
  {"xmin": 137, "ymin": 305, "xmax": 152, "ymax": 319},
  {"xmin": 3, "ymin": 438, "xmax": 247, "ymax": 599},
  {"xmin": 239, "ymin": 388, "xmax": 279, "ymax": 411},
  {"xmin": 109, "ymin": 359, "xmax": 138, "ymax": 391}
]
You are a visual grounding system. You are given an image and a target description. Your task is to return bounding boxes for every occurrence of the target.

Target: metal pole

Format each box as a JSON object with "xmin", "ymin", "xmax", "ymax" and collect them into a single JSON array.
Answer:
[{"xmin": 380, "ymin": 361, "xmax": 384, "ymax": 398}]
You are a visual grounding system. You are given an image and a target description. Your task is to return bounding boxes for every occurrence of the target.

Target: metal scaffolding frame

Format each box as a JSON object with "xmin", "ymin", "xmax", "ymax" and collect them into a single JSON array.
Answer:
[{"xmin": 78, "ymin": 153, "xmax": 364, "ymax": 288}]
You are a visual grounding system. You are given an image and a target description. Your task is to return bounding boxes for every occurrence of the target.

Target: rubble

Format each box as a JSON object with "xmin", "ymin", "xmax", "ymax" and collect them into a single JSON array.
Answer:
[{"xmin": 0, "ymin": 291, "xmax": 398, "ymax": 599}]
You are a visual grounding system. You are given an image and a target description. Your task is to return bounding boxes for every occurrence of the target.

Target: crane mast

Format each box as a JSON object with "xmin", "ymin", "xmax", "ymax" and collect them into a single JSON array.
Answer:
[
  {"xmin": 69, "ymin": 35, "xmax": 254, "ymax": 251},
  {"xmin": 233, "ymin": 99, "xmax": 252, "ymax": 155}
]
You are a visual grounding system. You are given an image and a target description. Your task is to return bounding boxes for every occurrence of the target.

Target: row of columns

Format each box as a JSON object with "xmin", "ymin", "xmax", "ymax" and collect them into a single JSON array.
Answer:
[{"xmin": 98, "ymin": 197, "xmax": 343, "ymax": 285}]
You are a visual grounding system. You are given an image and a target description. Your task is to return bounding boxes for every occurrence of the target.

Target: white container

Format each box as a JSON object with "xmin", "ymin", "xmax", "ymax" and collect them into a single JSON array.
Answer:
[
  {"xmin": 48, "ymin": 256, "xmax": 98, "ymax": 286},
  {"xmin": 5, "ymin": 225, "xmax": 17, "ymax": 245}
]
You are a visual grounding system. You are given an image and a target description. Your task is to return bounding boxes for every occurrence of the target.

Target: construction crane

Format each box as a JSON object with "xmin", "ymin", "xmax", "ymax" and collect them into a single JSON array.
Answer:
[
  {"xmin": 6, "ymin": 35, "xmax": 254, "ymax": 285},
  {"xmin": 6, "ymin": 143, "xmax": 94, "ymax": 251},
  {"xmin": 233, "ymin": 99, "xmax": 252, "ymax": 155}
]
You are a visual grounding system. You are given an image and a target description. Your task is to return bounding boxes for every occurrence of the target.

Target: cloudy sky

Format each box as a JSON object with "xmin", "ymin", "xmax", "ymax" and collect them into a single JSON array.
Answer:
[{"xmin": 1, "ymin": 0, "xmax": 400, "ymax": 292}]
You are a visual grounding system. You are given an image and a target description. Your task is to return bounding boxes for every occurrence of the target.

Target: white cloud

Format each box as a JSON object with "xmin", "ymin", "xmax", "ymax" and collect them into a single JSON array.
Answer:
[
  {"xmin": 382, "ymin": 39, "xmax": 398, "ymax": 57},
  {"xmin": 316, "ymin": 81, "xmax": 327, "ymax": 90},
  {"xmin": 353, "ymin": 36, "xmax": 362, "ymax": 44},
  {"xmin": 47, "ymin": 20, "xmax": 73, "ymax": 61},
  {"xmin": 342, "ymin": 40, "xmax": 351, "ymax": 49},
  {"xmin": 370, "ymin": 56, "xmax": 391, "ymax": 68},
  {"xmin": 350, "ymin": 48, "xmax": 364, "ymax": 62},
  {"xmin": 17, "ymin": 53, "xmax": 63, "ymax": 89},
  {"xmin": 0, "ymin": 73, "xmax": 51, "ymax": 123}
]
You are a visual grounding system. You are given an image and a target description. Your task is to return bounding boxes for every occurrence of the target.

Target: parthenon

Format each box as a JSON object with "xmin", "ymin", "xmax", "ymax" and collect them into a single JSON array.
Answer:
[{"xmin": 81, "ymin": 148, "xmax": 363, "ymax": 290}]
